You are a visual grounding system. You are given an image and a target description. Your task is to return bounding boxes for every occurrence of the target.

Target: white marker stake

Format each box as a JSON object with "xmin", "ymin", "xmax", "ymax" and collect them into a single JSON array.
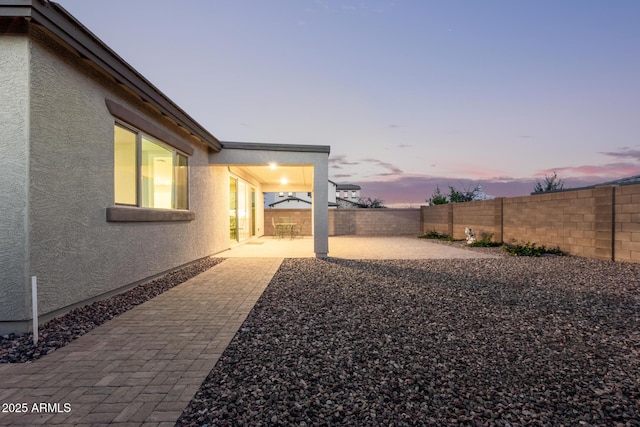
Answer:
[{"xmin": 31, "ymin": 276, "xmax": 38, "ymax": 346}]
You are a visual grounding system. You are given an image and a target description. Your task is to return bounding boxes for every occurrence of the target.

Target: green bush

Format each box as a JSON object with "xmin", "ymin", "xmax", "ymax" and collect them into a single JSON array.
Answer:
[
  {"xmin": 419, "ymin": 230, "xmax": 452, "ymax": 240},
  {"xmin": 469, "ymin": 232, "xmax": 502, "ymax": 247},
  {"xmin": 503, "ymin": 241, "xmax": 564, "ymax": 257}
]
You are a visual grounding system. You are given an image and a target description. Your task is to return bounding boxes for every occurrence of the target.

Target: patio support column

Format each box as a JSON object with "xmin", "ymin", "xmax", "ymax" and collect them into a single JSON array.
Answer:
[{"xmin": 313, "ymin": 158, "xmax": 329, "ymax": 258}]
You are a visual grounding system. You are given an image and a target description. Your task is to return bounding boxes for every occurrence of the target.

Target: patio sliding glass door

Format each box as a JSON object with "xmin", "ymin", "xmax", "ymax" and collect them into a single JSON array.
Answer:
[{"xmin": 229, "ymin": 175, "xmax": 255, "ymax": 242}]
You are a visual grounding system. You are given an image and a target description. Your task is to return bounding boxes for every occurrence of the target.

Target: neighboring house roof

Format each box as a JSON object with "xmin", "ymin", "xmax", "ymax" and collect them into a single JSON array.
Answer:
[
  {"xmin": 0, "ymin": 0, "xmax": 222, "ymax": 151},
  {"xmin": 268, "ymin": 197, "xmax": 311, "ymax": 208},
  {"xmin": 268, "ymin": 197, "xmax": 338, "ymax": 208},
  {"xmin": 336, "ymin": 184, "xmax": 361, "ymax": 190},
  {"xmin": 530, "ymin": 175, "xmax": 640, "ymax": 195},
  {"xmin": 600, "ymin": 175, "xmax": 640, "ymax": 186}
]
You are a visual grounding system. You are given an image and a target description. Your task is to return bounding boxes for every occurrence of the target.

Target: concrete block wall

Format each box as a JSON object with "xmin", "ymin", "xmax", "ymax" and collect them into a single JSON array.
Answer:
[
  {"xmin": 266, "ymin": 184, "xmax": 640, "ymax": 263},
  {"xmin": 330, "ymin": 209, "xmax": 356, "ymax": 235},
  {"xmin": 593, "ymin": 186, "xmax": 614, "ymax": 260},
  {"xmin": 265, "ymin": 208, "xmax": 422, "ymax": 237},
  {"xmin": 328, "ymin": 209, "xmax": 421, "ymax": 236},
  {"xmin": 614, "ymin": 184, "xmax": 640, "ymax": 262},
  {"xmin": 264, "ymin": 209, "xmax": 313, "ymax": 236},
  {"xmin": 421, "ymin": 184, "xmax": 640, "ymax": 263},
  {"xmin": 421, "ymin": 204, "xmax": 452, "ymax": 237},
  {"xmin": 453, "ymin": 198, "xmax": 504, "ymax": 242},
  {"xmin": 502, "ymin": 189, "xmax": 597, "ymax": 258}
]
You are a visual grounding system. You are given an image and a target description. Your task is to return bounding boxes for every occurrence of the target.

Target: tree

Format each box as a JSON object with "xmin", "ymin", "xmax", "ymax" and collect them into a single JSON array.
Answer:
[
  {"xmin": 448, "ymin": 185, "xmax": 476, "ymax": 203},
  {"xmin": 533, "ymin": 172, "xmax": 565, "ymax": 193},
  {"xmin": 427, "ymin": 184, "xmax": 484, "ymax": 204},
  {"xmin": 427, "ymin": 186, "xmax": 448, "ymax": 205},
  {"xmin": 359, "ymin": 197, "xmax": 386, "ymax": 208}
]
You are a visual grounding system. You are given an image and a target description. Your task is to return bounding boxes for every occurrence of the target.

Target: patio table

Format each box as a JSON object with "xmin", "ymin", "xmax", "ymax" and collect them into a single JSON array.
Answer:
[{"xmin": 276, "ymin": 222, "xmax": 296, "ymax": 239}]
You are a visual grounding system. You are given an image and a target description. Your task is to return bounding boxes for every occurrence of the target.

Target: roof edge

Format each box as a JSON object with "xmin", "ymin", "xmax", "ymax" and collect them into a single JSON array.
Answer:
[
  {"xmin": 0, "ymin": 0, "xmax": 222, "ymax": 151},
  {"xmin": 222, "ymin": 141, "xmax": 331, "ymax": 154},
  {"xmin": 268, "ymin": 196, "xmax": 313, "ymax": 207},
  {"xmin": 336, "ymin": 184, "xmax": 361, "ymax": 190}
]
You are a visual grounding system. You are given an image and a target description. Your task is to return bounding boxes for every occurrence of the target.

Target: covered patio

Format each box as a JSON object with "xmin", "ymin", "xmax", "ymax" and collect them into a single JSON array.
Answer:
[{"xmin": 210, "ymin": 142, "xmax": 330, "ymax": 258}]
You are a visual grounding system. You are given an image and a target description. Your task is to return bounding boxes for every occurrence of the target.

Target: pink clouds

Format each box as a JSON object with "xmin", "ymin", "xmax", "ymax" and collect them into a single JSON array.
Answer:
[
  {"xmin": 329, "ymin": 151, "xmax": 639, "ymax": 205},
  {"xmin": 348, "ymin": 173, "xmax": 622, "ymax": 205},
  {"xmin": 536, "ymin": 147, "xmax": 640, "ymax": 180},
  {"xmin": 354, "ymin": 175, "xmax": 535, "ymax": 204},
  {"xmin": 544, "ymin": 163, "xmax": 638, "ymax": 178}
]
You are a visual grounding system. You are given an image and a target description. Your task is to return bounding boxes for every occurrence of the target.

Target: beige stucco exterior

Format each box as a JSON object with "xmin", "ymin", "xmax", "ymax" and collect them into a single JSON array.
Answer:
[
  {"xmin": 0, "ymin": 26, "xmax": 230, "ymax": 333},
  {"xmin": 0, "ymin": 34, "xmax": 30, "ymax": 327},
  {"xmin": 0, "ymin": 4, "xmax": 329, "ymax": 333}
]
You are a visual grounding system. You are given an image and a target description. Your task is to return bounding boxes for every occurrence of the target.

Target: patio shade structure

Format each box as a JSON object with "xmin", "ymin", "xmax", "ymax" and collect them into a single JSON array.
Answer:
[{"xmin": 210, "ymin": 141, "xmax": 330, "ymax": 258}]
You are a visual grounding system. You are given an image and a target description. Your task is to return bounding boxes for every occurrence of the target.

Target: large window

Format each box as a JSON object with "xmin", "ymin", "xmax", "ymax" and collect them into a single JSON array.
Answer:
[{"xmin": 114, "ymin": 124, "xmax": 188, "ymax": 209}]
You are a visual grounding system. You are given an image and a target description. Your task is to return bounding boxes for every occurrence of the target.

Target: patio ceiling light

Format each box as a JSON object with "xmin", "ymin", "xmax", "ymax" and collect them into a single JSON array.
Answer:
[
  {"xmin": 280, "ymin": 177, "xmax": 288, "ymax": 185},
  {"xmin": 269, "ymin": 162, "xmax": 277, "ymax": 170}
]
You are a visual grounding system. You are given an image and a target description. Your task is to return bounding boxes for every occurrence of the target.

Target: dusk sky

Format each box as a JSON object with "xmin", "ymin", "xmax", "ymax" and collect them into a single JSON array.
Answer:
[{"xmin": 59, "ymin": 0, "xmax": 640, "ymax": 206}]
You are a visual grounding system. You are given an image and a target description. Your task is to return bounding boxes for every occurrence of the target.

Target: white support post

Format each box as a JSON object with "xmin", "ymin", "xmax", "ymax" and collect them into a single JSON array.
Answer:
[{"xmin": 31, "ymin": 276, "xmax": 38, "ymax": 346}]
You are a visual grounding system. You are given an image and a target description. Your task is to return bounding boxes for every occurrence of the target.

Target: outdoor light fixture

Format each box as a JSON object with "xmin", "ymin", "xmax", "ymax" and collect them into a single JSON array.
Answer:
[
  {"xmin": 280, "ymin": 177, "xmax": 288, "ymax": 185},
  {"xmin": 269, "ymin": 162, "xmax": 277, "ymax": 169}
]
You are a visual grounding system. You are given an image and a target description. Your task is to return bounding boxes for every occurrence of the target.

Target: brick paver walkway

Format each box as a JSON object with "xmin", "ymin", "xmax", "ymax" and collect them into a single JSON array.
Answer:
[{"xmin": 0, "ymin": 257, "xmax": 283, "ymax": 426}]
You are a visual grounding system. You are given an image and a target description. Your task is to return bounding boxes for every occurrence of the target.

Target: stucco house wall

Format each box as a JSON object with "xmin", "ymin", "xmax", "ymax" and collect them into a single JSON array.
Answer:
[
  {"xmin": 0, "ymin": 2, "xmax": 330, "ymax": 334},
  {"xmin": 0, "ymin": 26, "xmax": 229, "ymax": 333},
  {"xmin": 0, "ymin": 33, "xmax": 30, "ymax": 326}
]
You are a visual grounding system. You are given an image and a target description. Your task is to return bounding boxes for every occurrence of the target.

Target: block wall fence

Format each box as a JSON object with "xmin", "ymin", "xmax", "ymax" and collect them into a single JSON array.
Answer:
[
  {"xmin": 264, "ymin": 209, "xmax": 313, "ymax": 237},
  {"xmin": 421, "ymin": 184, "xmax": 640, "ymax": 263},
  {"xmin": 264, "ymin": 208, "xmax": 421, "ymax": 237},
  {"xmin": 264, "ymin": 183, "xmax": 639, "ymax": 263}
]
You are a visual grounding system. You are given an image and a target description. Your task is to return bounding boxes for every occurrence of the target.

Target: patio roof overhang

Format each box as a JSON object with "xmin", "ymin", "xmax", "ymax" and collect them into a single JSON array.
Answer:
[
  {"xmin": 229, "ymin": 164, "xmax": 314, "ymax": 192},
  {"xmin": 220, "ymin": 141, "xmax": 330, "ymax": 191},
  {"xmin": 211, "ymin": 141, "xmax": 330, "ymax": 258}
]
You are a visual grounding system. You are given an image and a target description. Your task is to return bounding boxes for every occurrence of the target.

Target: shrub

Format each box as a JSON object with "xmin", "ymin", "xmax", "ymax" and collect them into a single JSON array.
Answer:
[
  {"xmin": 469, "ymin": 232, "xmax": 502, "ymax": 247},
  {"xmin": 503, "ymin": 241, "xmax": 564, "ymax": 257},
  {"xmin": 419, "ymin": 230, "xmax": 452, "ymax": 240}
]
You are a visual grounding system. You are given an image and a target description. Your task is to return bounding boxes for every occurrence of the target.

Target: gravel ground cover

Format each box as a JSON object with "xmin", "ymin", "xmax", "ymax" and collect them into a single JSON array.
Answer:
[
  {"xmin": 426, "ymin": 239, "xmax": 508, "ymax": 257},
  {"xmin": 178, "ymin": 256, "xmax": 640, "ymax": 426},
  {"xmin": 0, "ymin": 257, "xmax": 224, "ymax": 363}
]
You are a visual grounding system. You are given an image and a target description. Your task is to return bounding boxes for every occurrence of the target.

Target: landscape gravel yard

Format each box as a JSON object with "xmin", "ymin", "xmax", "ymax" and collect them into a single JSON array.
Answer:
[{"xmin": 178, "ymin": 256, "xmax": 640, "ymax": 426}]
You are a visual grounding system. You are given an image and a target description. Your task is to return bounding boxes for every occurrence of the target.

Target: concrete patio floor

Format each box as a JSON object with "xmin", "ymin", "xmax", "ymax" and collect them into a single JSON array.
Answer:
[{"xmin": 216, "ymin": 236, "xmax": 500, "ymax": 259}]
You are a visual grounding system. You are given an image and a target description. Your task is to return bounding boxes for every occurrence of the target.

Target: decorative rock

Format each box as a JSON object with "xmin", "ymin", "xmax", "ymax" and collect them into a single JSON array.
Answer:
[
  {"xmin": 465, "ymin": 227, "xmax": 476, "ymax": 244},
  {"xmin": 177, "ymin": 256, "xmax": 640, "ymax": 426}
]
